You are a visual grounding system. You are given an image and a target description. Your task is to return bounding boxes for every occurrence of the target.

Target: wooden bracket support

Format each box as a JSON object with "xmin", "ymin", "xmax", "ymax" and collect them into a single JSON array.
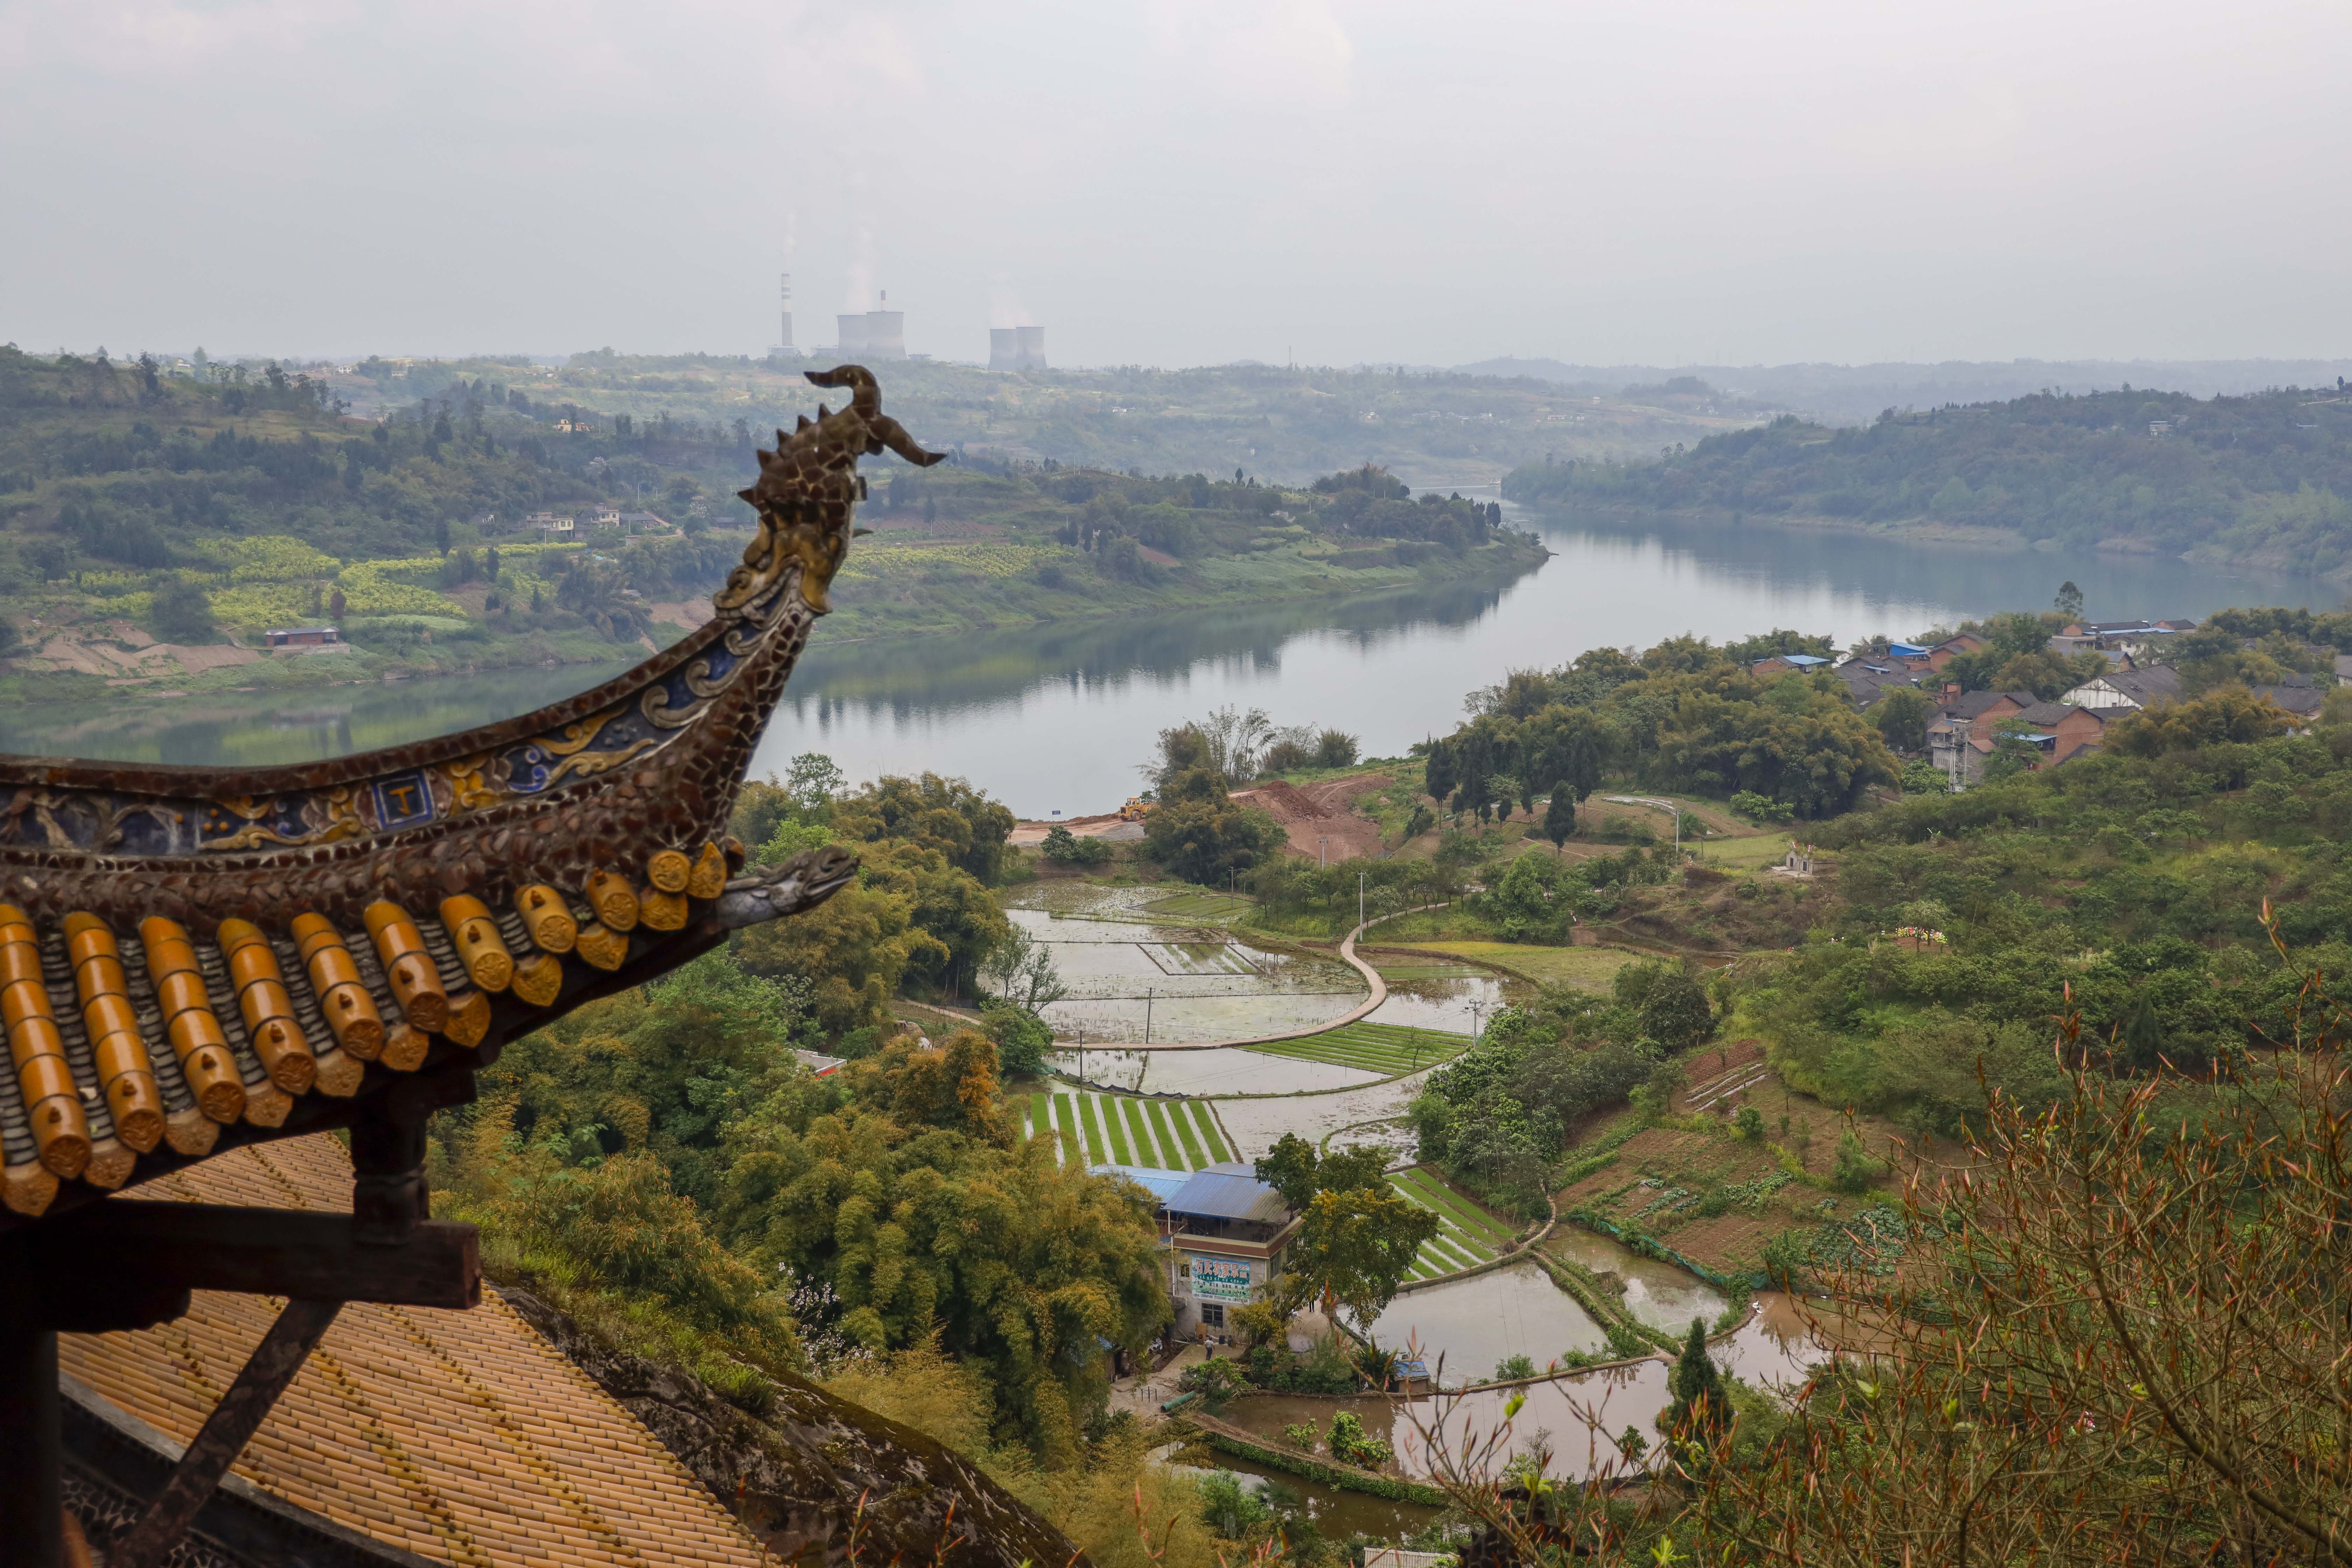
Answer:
[
  {"xmin": 107, "ymin": 1298, "xmax": 344, "ymax": 1568},
  {"xmin": 0, "ymin": 1200, "xmax": 477, "ymax": 1568}
]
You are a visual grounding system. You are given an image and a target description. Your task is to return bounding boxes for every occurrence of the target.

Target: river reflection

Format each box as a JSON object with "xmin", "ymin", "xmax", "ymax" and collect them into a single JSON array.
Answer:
[
  {"xmin": 8, "ymin": 510, "xmax": 2329, "ymax": 810},
  {"xmin": 756, "ymin": 505, "xmax": 2333, "ymax": 812}
]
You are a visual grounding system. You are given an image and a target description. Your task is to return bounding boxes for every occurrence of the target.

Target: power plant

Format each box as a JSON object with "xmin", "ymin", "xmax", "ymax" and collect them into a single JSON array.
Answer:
[
  {"xmin": 832, "ymin": 290, "xmax": 906, "ymax": 359},
  {"xmin": 768, "ymin": 274, "xmax": 1049, "ymax": 366},
  {"xmin": 989, "ymin": 325, "xmax": 1046, "ymax": 371}
]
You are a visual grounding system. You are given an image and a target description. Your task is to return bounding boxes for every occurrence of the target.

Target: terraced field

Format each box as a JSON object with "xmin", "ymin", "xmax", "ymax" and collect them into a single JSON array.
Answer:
[
  {"xmin": 1022, "ymin": 1090, "xmax": 1234, "ymax": 1170},
  {"xmin": 1391, "ymin": 1166, "xmax": 1520, "ymax": 1280},
  {"xmin": 1252, "ymin": 1020, "xmax": 1472, "ymax": 1076}
]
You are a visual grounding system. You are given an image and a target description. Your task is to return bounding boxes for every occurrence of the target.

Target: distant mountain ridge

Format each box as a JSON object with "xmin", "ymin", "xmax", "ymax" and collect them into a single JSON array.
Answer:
[
  {"xmin": 1456, "ymin": 356, "xmax": 2352, "ymax": 427},
  {"xmin": 1500, "ymin": 383, "xmax": 2352, "ymax": 578}
]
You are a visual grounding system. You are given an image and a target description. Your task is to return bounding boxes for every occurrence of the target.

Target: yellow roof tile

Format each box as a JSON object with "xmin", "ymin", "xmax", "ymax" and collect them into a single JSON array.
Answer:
[{"xmin": 61, "ymin": 1133, "xmax": 764, "ymax": 1567}]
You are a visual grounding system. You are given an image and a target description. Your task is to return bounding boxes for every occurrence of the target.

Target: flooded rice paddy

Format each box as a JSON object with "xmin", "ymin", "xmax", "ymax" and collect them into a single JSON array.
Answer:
[
  {"xmin": 1003, "ymin": 881, "xmax": 1522, "ymax": 1045},
  {"xmin": 1370, "ymin": 1260, "xmax": 1609, "ymax": 1381},
  {"xmin": 1228, "ymin": 1281, "xmax": 1840, "ymax": 1483},
  {"xmin": 1162, "ymin": 1447, "xmax": 1440, "ymax": 1539},
  {"xmin": 1545, "ymin": 1230, "xmax": 1731, "ymax": 1334}
]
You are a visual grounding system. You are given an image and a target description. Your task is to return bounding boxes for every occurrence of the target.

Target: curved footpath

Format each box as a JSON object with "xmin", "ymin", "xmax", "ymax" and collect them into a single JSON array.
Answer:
[{"xmin": 1049, "ymin": 903, "xmax": 1451, "ymax": 1052}]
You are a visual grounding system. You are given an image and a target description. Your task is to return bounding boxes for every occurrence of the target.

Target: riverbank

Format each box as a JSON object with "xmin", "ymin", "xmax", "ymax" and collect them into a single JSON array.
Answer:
[{"xmin": 0, "ymin": 527, "xmax": 1548, "ymax": 717}]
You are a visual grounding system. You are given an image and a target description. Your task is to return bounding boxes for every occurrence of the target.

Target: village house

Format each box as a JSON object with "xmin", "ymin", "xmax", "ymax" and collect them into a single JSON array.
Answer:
[
  {"xmin": 1928, "ymin": 693, "xmax": 2120, "ymax": 786},
  {"xmin": 1837, "ymin": 661, "xmax": 1925, "ymax": 709},
  {"xmin": 1094, "ymin": 1160, "xmax": 1301, "ymax": 1339},
  {"xmin": 618, "ymin": 510, "xmax": 676, "ymax": 534},
  {"xmin": 1751, "ymin": 652, "xmax": 1832, "ymax": 677},
  {"xmin": 2253, "ymin": 681, "xmax": 2329, "ymax": 728},
  {"xmin": 260, "ymin": 626, "xmax": 342, "ymax": 650},
  {"xmin": 2063, "ymin": 664, "xmax": 2185, "ymax": 711},
  {"xmin": 528, "ymin": 511, "xmax": 576, "ymax": 536},
  {"xmin": 2049, "ymin": 619, "xmax": 2196, "ymax": 659},
  {"xmin": 1921, "ymin": 631, "xmax": 1986, "ymax": 670}
]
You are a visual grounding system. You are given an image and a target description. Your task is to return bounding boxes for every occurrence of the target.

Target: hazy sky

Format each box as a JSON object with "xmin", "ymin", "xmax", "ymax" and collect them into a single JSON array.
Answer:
[{"xmin": 4, "ymin": 1, "xmax": 2347, "ymax": 368}]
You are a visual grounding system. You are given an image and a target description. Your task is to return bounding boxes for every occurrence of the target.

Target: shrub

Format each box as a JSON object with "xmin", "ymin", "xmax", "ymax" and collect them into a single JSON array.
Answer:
[
  {"xmin": 1831, "ymin": 1127, "xmax": 1882, "ymax": 1194},
  {"xmin": 1196, "ymin": 1470, "xmax": 1272, "ymax": 1538},
  {"xmin": 1734, "ymin": 1104, "xmax": 1766, "ymax": 1141},
  {"xmin": 1493, "ymin": 1353, "xmax": 1537, "ymax": 1382},
  {"xmin": 1176, "ymin": 1354, "xmax": 1252, "ymax": 1414},
  {"xmin": 981, "ymin": 999, "xmax": 1052, "ymax": 1077},
  {"xmin": 1042, "ymin": 824, "xmax": 1113, "ymax": 867},
  {"xmin": 1326, "ymin": 1410, "xmax": 1393, "ymax": 1468},
  {"xmin": 1730, "ymin": 789, "xmax": 1795, "ymax": 824}
]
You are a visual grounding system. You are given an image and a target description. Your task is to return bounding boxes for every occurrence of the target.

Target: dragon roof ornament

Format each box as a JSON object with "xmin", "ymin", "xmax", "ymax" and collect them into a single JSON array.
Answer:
[{"xmin": 0, "ymin": 367, "xmax": 937, "ymax": 1227}]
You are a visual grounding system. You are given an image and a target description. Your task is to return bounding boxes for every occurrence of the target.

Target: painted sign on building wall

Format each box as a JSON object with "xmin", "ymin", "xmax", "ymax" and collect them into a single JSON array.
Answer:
[{"xmin": 1191, "ymin": 1256, "xmax": 1254, "ymax": 1302}]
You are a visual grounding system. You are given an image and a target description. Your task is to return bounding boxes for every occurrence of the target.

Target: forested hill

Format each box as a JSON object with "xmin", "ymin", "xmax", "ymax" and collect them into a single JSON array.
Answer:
[
  {"xmin": 0, "ymin": 347, "xmax": 1542, "ymax": 704},
  {"xmin": 1502, "ymin": 384, "xmax": 2352, "ymax": 574}
]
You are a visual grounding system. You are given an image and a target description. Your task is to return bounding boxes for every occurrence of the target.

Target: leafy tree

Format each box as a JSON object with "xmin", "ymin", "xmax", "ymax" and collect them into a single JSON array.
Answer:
[
  {"xmin": 1314, "ymin": 728, "xmax": 1360, "ymax": 768},
  {"xmin": 1733, "ymin": 1103, "xmax": 1765, "ymax": 1140},
  {"xmin": 1730, "ymin": 789, "xmax": 1794, "ymax": 824},
  {"xmin": 1869, "ymin": 685, "xmax": 1931, "ymax": 752},
  {"xmin": 1196, "ymin": 1469, "xmax": 1272, "ymax": 1535},
  {"xmin": 1664, "ymin": 1317, "xmax": 1727, "ymax": 1441},
  {"xmin": 1898, "ymin": 757, "xmax": 1950, "ymax": 795},
  {"xmin": 1279, "ymin": 1185, "xmax": 1440, "ymax": 1330},
  {"xmin": 1040, "ymin": 824, "xmax": 1111, "ymax": 867},
  {"xmin": 1489, "ymin": 852, "xmax": 1570, "ymax": 943},
  {"xmin": 715, "ymin": 1070, "xmax": 1168, "ymax": 1463},
  {"xmin": 833, "ymin": 772, "xmax": 1016, "ymax": 887},
  {"xmin": 1253, "ymin": 1133, "xmax": 1322, "ymax": 1211},
  {"xmin": 22, "ymin": 539, "xmax": 70, "ymax": 581},
  {"xmin": 737, "ymin": 878, "xmax": 939, "ymax": 1035},
  {"xmin": 2107, "ymin": 687, "xmax": 2298, "ymax": 755},
  {"xmin": 147, "ymin": 578, "xmax": 217, "ymax": 643},
  {"xmin": 980, "ymin": 999, "xmax": 1052, "ymax": 1077},
  {"xmin": 982, "ymin": 923, "xmax": 1068, "ymax": 1013},
  {"xmin": 1542, "ymin": 783, "xmax": 1576, "ymax": 851},
  {"xmin": 1638, "ymin": 970, "xmax": 1716, "ymax": 1054},
  {"xmin": 2053, "ymin": 579, "xmax": 2085, "ymax": 619},
  {"xmin": 1830, "ymin": 1126, "xmax": 1881, "ymax": 1194},
  {"xmin": 1143, "ymin": 763, "xmax": 1284, "ymax": 885}
]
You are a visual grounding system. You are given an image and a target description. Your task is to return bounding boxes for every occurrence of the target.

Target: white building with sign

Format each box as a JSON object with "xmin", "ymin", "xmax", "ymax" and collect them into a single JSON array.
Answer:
[{"xmin": 1094, "ymin": 1160, "xmax": 1302, "ymax": 1336}]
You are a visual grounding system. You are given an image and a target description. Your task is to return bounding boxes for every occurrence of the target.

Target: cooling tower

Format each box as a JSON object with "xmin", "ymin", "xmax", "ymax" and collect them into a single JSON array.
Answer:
[
  {"xmin": 863, "ymin": 310, "xmax": 905, "ymax": 360},
  {"xmin": 1015, "ymin": 326, "xmax": 1046, "ymax": 371},
  {"xmin": 989, "ymin": 328, "xmax": 1020, "ymax": 371},
  {"xmin": 836, "ymin": 313, "xmax": 869, "ymax": 355}
]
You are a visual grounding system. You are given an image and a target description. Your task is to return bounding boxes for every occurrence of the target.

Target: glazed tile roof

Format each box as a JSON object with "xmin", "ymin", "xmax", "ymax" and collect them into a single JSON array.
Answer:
[{"xmin": 61, "ymin": 1133, "xmax": 765, "ymax": 1568}]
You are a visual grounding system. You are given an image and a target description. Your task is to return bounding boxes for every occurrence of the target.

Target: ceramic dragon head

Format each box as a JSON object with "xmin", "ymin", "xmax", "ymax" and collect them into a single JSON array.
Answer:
[{"xmin": 720, "ymin": 365, "xmax": 947, "ymax": 617}]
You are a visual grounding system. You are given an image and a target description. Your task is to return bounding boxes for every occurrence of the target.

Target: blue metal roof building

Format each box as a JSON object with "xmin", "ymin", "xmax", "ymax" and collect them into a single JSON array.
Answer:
[{"xmin": 1087, "ymin": 1164, "xmax": 1191, "ymax": 1206}]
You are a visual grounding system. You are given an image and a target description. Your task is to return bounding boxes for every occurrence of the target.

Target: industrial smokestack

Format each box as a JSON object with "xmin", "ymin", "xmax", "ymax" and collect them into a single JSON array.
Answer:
[{"xmin": 777, "ymin": 272, "xmax": 794, "ymax": 353}]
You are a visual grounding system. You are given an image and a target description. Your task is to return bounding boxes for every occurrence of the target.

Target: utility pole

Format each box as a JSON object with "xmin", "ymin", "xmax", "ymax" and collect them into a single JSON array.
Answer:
[
  {"xmin": 1358, "ymin": 870, "xmax": 1366, "ymax": 934},
  {"xmin": 1077, "ymin": 1025, "xmax": 1084, "ymax": 1088},
  {"xmin": 1144, "ymin": 988, "xmax": 1154, "ymax": 1045},
  {"xmin": 1468, "ymin": 1000, "xmax": 1488, "ymax": 1045},
  {"xmin": 1319, "ymin": 835, "xmax": 1329, "ymax": 868}
]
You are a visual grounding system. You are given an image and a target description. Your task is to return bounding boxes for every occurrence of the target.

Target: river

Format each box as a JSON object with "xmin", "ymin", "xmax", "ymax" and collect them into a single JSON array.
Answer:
[{"xmin": 3, "ymin": 502, "xmax": 2329, "ymax": 811}]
